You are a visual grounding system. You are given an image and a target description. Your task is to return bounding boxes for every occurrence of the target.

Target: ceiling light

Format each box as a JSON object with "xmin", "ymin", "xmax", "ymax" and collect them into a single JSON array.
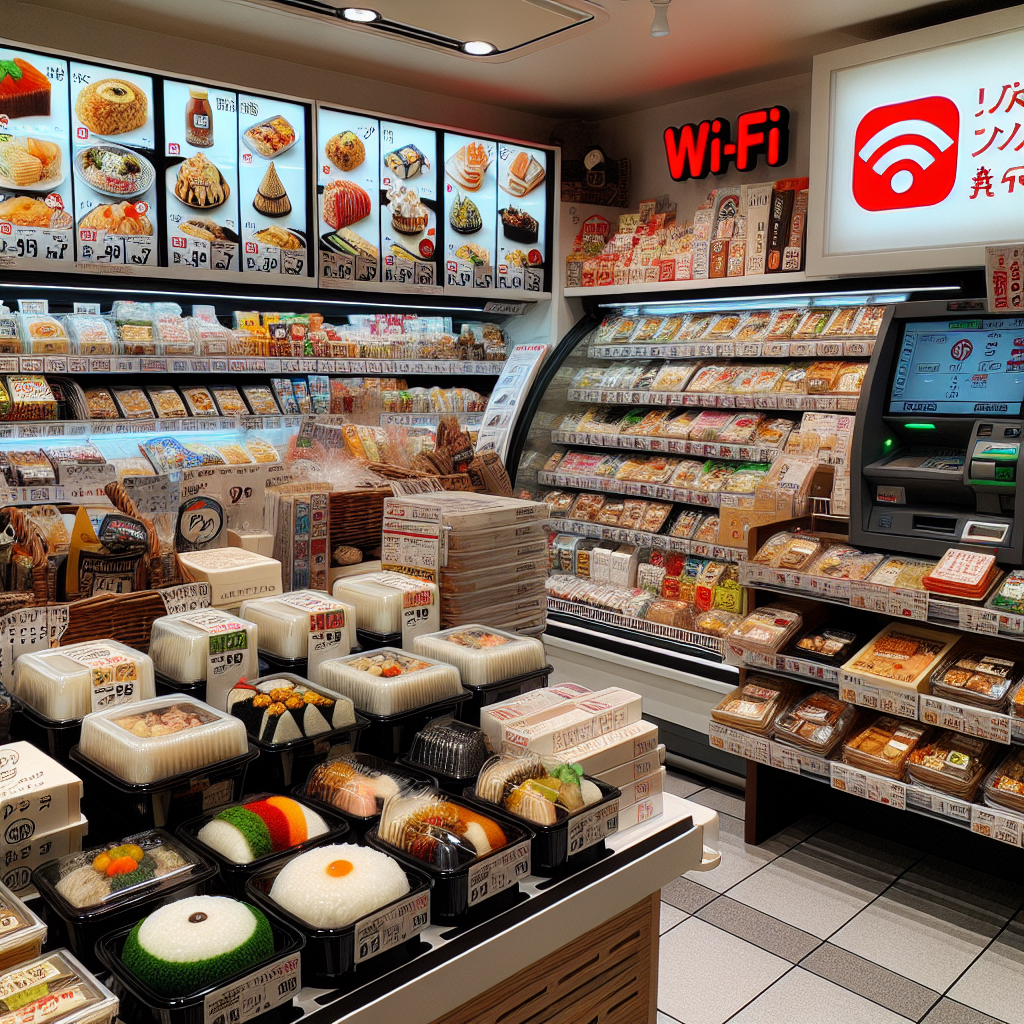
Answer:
[
  {"xmin": 462, "ymin": 40, "xmax": 497, "ymax": 55},
  {"xmin": 341, "ymin": 8, "xmax": 380, "ymax": 22},
  {"xmin": 650, "ymin": 0, "xmax": 671, "ymax": 37}
]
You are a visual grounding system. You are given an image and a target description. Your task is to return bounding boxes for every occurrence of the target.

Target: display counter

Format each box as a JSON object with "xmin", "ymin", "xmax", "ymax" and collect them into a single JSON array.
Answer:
[{"xmin": 272, "ymin": 795, "xmax": 717, "ymax": 1024}]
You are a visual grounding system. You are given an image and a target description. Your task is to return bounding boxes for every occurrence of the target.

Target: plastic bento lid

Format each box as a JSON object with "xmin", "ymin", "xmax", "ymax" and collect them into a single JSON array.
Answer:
[
  {"xmin": 0, "ymin": 948, "xmax": 118, "ymax": 1023},
  {"xmin": 474, "ymin": 752, "xmax": 605, "ymax": 827},
  {"xmin": 78, "ymin": 696, "xmax": 249, "ymax": 785},
  {"xmin": 412, "ymin": 626, "xmax": 545, "ymax": 687},
  {"xmin": 318, "ymin": 648, "xmax": 464, "ymax": 716},
  {"xmin": 302, "ymin": 753, "xmax": 424, "ymax": 820},
  {"xmin": 377, "ymin": 786, "xmax": 510, "ymax": 871},
  {"xmin": 238, "ymin": 591, "xmax": 356, "ymax": 661},
  {"xmin": 148, "ymin": 611, "xmax": 258, "ymax": 686},
  {"xmin": 405, "ymin": 717, "xmax": 492, "ymax": 779},
  {"xmin": 34, "ymin": 830, "xmax": 206, "ymax": 916},
  {"xmin": 226, "ymin": 674, "xmax": 358, "ymax": 748},
  {"xmin": 0, "ymin": 877, "xmax": 45, "ymax": 955}
]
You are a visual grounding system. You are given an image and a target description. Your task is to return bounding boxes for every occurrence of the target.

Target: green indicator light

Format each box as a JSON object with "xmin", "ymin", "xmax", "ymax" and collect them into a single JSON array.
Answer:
[
  {"xmin": 905, "ymin": 423, "xmax": 937, "ymax": 429},
  {"xmin": 882, "ymin": 438, "xmax": 895, "ymax": 451}
]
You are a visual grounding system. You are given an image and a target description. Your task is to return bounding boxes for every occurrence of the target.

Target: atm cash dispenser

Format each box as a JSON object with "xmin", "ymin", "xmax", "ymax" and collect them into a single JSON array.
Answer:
[{"xmin": 851, "ymin": 302, "xmax": 1024, "ymax": 563}]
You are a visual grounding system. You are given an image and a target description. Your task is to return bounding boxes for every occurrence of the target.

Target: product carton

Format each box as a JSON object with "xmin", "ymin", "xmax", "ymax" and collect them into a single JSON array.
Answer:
[
  {"xmin": 594, "ymin": 744, "xmax": 666, "ymax": 788},
  {"xmin": 0, "ymin": 742, "xmax": 82, "ymax": 839},
  {"xmin": 557, "ymin": 721, "xmax": 660, "ymax": 776}
]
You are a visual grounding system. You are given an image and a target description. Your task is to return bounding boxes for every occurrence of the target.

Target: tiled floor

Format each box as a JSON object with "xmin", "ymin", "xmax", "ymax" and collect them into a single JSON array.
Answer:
[{"xmin": 658, "ymin": 769, "xmax": 1024, "ymax": 1024}]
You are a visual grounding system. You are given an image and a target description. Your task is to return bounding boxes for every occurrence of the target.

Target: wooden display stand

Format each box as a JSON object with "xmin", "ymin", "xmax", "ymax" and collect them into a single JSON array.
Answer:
[{"xmin": 428, "ymin": 895, "xmax": 659, "ymax": 1024}]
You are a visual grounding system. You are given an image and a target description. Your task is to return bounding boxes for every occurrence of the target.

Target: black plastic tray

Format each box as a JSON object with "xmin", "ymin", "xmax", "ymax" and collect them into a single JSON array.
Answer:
[
  {"xmin": 397, "ymin": 756, "xmax": 477, "ymax": 795},
  {"xmin": 70, "ymin": 743, "xmax": 259, "ymax": 833},
  {"xmin": 355, "ymin": 628, "xmax": 401, "ymax": 653},
  {"xmin": 96, "ymin": 914, "xmax": 304, "ymax": 1024},
  {"xmin": 176, "ymin": 792, "xmax": 351, "ymax": 898},
  {"xmin": 294, "ymin": 754, "xmax": 438, "ymax": 838},
  {"xmin": 364, "ymin": 796, "xmax": 532, "ymax": 925},
  {"xmin": 455, "ymin": 665, "xmax": 554, "ymax": 726},
  {"xmin": 10, "ymin": 695, "xmax": 81, "ymax": 761},
  {"xmin": 461, "ymin": 777, "xmax": 621, "ymax": 876},
  {"xmin": 258, "ymin": 650, "xmax": 308, "ymax": 677},
  {"xmin": 357, "ymin": 690, "xmax": 473, "ymax": 760},
  {"xmin": 32, "ymin": 828, "xmax": 219, "ymax": 971},
  {"xmin": 154, "ymin": 672, "xmax": 206, "ymax": 702},
  {"xmin": 246, "ymin": 861, "xmax": 431, "ymax": 987}
]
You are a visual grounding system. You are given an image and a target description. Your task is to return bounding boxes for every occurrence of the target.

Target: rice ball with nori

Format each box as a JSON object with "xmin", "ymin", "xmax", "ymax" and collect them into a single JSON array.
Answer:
[
  {"xmin": 122, "ymin": 894, "xmax": 273, "ymax": 995},
  {"xmin": 270, "ymin": 844, "xmax": 410, "ymax": 929}
]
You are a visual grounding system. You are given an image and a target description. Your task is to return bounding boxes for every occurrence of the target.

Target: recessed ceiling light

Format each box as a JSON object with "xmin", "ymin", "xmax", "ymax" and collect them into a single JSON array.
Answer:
[
  {"xmin": 462, "ymin": 40, "xmax": 497, "ymax": 55},
  {"xmin": 341, "ymin": 8, "xmax": 380, "ymax": 22}
]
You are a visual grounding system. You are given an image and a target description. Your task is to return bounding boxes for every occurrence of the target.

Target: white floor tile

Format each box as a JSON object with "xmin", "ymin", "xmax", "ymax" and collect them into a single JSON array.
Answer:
[
  {"xmin": 949, "ymin": 913, "xmax": 1024, "ymax": 1024},
  {"xmin": 686, "ymin": 812, "xmax": 783, "ymax": 894},
  {"xmin": 729, "ymin": 968, "xmax": 916, "ymax": 1024},
  {"xmin": 658, "ymin": 917, "xmax": 789, "ymax": 1024},
  {"xmin": 661, "ymin": 902, "xmax": 688, "ymax": 934},
  {"xmin": 664, "ymin": 770, "xmax": 707, "ymax": 800},
  {"xmin": 689, "ymin": 785, "xmax": 745, "ymax": 819}
]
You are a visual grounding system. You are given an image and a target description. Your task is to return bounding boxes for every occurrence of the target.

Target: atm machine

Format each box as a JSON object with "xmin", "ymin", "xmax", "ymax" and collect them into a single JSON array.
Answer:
[{"xmin": 851, "ymin": 300, "xmax": 1024, "ymax": 564}]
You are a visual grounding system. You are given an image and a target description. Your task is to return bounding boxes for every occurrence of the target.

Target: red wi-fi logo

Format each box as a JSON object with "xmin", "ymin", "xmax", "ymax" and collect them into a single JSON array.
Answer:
[{"xmin": 853, "ymin": 96, "xmax": 959, "ymax": 211}]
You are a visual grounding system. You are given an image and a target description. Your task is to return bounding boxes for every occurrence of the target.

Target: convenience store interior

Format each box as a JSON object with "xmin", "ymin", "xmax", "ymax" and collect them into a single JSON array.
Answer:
[{"xmin": 1, "ymin": 0, "xmax": 1024, "ymax": 1022}]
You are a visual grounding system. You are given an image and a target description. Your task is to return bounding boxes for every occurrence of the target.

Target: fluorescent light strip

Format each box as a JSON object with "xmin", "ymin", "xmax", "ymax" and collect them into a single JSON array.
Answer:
[
  {"xmin": 5, "ymin": 282, "xmax": 485, "ymax": 314},
  {"xmin": 602, "ymin": 285, "xmax": 957, "ymax": 315}
]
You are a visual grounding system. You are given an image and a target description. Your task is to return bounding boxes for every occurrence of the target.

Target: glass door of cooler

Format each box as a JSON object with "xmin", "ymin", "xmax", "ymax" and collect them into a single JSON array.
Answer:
[{"xmin": 510, "ymin": 287, "xmax": 900, "ymax": 674}]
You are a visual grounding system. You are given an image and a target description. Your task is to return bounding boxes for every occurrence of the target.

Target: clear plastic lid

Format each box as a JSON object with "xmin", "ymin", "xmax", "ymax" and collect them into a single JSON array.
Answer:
[
  {"xmin": 842, "ymin": 715, "xmax": 929, "ymax": 778},
  {"xmin": 302, "ymin": 753, "xmax": 433, "ymax": 819},
  {"xmin": 906, "ymin": 731, "xmax": 994, "ymax": 796},
  {"xmin": 239, "ymin": 591, "xmax": 356, "ymax": 660},
  {"xmin": 0, "ymin": 949, "xmax": 117, "ymax": 1024},
  {"xmin": 790, "ymin": 627, "xmax": 860, "ymax": 666},
  {"xmin": 148, "ymin": 610, "xmax": 259, "ymax": 686},
  {"xmin": 412, "ymin": 626, "xmax": 545, "ymax": 686},
  {"xmin": 226, "ymin": 674, "xmax": 357, "ymax": 746},
  {"xmin": 13, "ymin": 640, "xmax": 156, "ymax": 722},
  {"xmin": 711, "ymin": 676, "xmax": 798, "ymax": 733},
  {"xmin": 0, "ymin": 878, "xmax": 45, "ymax": 958},
  {"xmin": 194, "ymin": 796, "xmax": 330, "ymax": 864},
  {"xmin": 331, "ymin": 572, "xmax": 439, "ymax": 635},
  {"xmin": 982, "ymin": 747, "xmax": 1024, "ymax": 813},
  {"xmin": 318, "ymin": 648, "xmax": 463, "ymax": 716},
  {"xmin": 987, "ymin": 569, "xmax": 1024, "ymax": 615},
  {"xmin": 727, "ymin": 608, "xmax": 804, "ymax": 653},
  {"xmin": 475, "ymin": 752, "xmax": 604, "ymax": 826},
  {"xmin": 78, "ymin": 696, "xmax": 249, "ymax": 784},
  {"xmin": 773, "ymin": 691, "xmax": 856, "ymax": 755},
  {"xmin": 377, "ymin": 786, "xmax": 509, "ymax": 870},
  {"xmin": 930, "ymin": 649, "xmax": 1021, "ymax": 708},
  {"xmin": 843, "ymin": 624, "xmax": 957, "ymax": 689},
  {"xmin": 406, "ymin": 717, "xmax": 492, "ymax": 779},
  {"xmin": 37, "ymin": 830, "xmax": 202, "ymax": 913}
]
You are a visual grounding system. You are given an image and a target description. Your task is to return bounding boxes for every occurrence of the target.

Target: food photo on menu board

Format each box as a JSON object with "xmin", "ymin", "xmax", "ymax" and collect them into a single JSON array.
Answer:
[
  {"xmin": 379, "ymin": 120, "xmax": 439, "ymax": 288},
  {"xmin": 238, "ymin": 93, "xmax": 309, "ymax": 278},
  {"xmin": 69, "ymin": 61, "xmax": 157, "ymax": 267},
  {"xmin": 162, "ymin": 78, "xmax": 239, "ymax": 274},
  {"xmin": 496, "ymin": 143, "xmax": 547, "ymax": 291},
  {"xmin": 317, "ymin": 105, "xmax": 379, "ymax": 286},
  {"xmin": 0, "ymin": 46, "xmax": 75, "ymax": 267},
  {"xmin": 443, "ymin": 132, "xmax": 496, "ymax": 289}
]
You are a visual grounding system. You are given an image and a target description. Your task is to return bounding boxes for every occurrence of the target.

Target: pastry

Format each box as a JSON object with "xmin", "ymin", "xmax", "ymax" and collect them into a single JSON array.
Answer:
[
  {"xmin": 0, "ymin": 195, "xmax": 71, "ymax": 228},
  {"xmin": 388, "ymin": 185, "xmax": 428, "ymax": 234},
  {"xmin": 253, "ymin": 161, "xmax": 290, "ymax": 216},
  {"xmin": 253, "ymin": 224, "xmax": 302, "ymax": 249},
  {"xmin": 500, "ymin": 205, "xmax": 539, "ymax": 242},
  {"xmin": 180, "ymin": 218, "xmax": 232, "ymax": 241},
  {"xmin": 322, "ymin": 178, "xmax": 371, "ymax": 229},
  {"xmin": 0, "ymin": 135, "xmax": 59, "ymax": 186},
  {"xmin": 445, "ymin": 142, "xmax": 489, "ymax": 191},
  {"xmin": 244, "ymin": 115, "xmax": 295, "ymax": 157},
  {"xmin": 80, "ymin": 201, "xmax": 152, "ymax": 235},
  {"xmin": 76, "ymin": 78, "xmax": 147, "ymax": 135},
  {"xmin": 174, "ymin": 152, "xmax": 229, "ymax": 208},
  {"xmin": 0, "ymin": 58, "xmax": 50, "ymax": 119},
  {"xmin": 450, "ymin": 192, "xmax": 482, "ymax": 233},
  {"xmin": 503, "ymin": 151, "xmax": 545, "ymax": 196},
  {"xmin": 384, "ymin": 144, "xmax": 428, "ymax": 179},
  {"xmin": 325, "ymin": 130, "xmax": 364, "ymax": 171}
]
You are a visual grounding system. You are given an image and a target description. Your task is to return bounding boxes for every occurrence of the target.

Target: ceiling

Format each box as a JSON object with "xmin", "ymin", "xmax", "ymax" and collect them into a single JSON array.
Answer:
[{"xmin": 11, "ymin": 0, "xmax": 1020, "ymax": 119}]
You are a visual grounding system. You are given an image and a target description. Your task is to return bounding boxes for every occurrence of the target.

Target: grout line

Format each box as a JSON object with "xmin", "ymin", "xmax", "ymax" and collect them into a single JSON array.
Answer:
[{"xmin": 655, "ymin": 1009, "xmax": 686, "ymax": 1024}]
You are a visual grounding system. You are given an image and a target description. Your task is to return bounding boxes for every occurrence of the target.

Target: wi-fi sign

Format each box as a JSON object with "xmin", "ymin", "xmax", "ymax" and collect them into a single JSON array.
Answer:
[{"xmin": 853, "ymin": 96, "xmax": 959, "ymax": 211}]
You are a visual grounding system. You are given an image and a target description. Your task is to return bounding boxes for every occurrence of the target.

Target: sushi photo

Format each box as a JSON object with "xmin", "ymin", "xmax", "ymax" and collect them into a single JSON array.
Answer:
[
  {"xmin": 325, "ymin": 130, "xmax": 365, "ymax": 171},
  {"xmin": 173, "ymin": 152, "xmax": 230, "ymax": 209},
  {"xmin": 322, "ymin": 178, "xmax": 371, "ymax": 229}
]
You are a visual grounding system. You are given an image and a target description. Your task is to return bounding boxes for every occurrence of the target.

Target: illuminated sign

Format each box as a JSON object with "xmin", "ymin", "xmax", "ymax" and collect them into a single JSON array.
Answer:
[{"xmin": 663, "ymin": 106, "xmax": 789, "ymax": 181}]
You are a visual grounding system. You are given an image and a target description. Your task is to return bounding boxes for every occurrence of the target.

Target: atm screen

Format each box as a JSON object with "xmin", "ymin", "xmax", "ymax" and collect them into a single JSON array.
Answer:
[{"xmin": 889, "ymin": 318, "xmax": 1024, "ymax": 416}]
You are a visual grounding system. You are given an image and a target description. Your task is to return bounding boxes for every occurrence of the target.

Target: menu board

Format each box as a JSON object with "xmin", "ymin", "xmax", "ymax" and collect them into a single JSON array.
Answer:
[
  {"xmin": 70, "ymin": 61, "xmax": 158, "ymax": 268},
  {"xmin": 495, "ymin": 142, "xmax": 547, "ymax": 293},
  {"xmin": 443, "ymin": 132, "xmax": 496, "ymax": 290},
  {"xmin": 379, "ymin": 120, "xmax": 440, "ymax": 288},
  {"xmin": 317, "ymin": 105, "xmax": 380, "ymax": 288},
  {"xmin": 0, "ymin": 45, "xmax": 74, "ymax": 269},
  {"xmin": 162, "ymin": 78, "xmax": 239, "ymax": 274},
  {"xmin": 237, "ymin": 93, "xmax": 309, "ymax": 279}
]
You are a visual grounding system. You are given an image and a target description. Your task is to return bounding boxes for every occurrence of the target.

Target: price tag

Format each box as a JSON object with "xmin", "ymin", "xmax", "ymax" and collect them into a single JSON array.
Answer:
[
  {"xmin": 708, "ymin": 721, "xmax": 772, "ymax": 763},
  {"xmin": 830, "ymin": 762, "xmax": 907, "ymax": 809},
  {"xmin": 355, "ymin": 253, "xmax": 377, "ymax": 282},
  {"xmin": 958, "ymin": 606, "xmax": 1000, "ymax": 635},
  {"xmin": 203, "ymin": 952, "xmax": 300, "ymax": 1024},
  {"xmin": 850, "ymin": 582, "xmax": 889, "ymax": 612},
  {"xmin": 385, "ymin": 254, "xmax": 415, "ymax": 285},
  {"xmin": 839, "ymin": 674, "xmax": 919, "ymax": 720},
  {"xmin": 159, "ymin": 582, "xmax": 212, "ymax": 615},
  {"xmin": 568, "ymin": 800, "xmax": 619, "ymax": 855},
  {"xmin": 171, "ymin": 235, "xmax": 210, "ymax": 269},
  {"xmin": 123, "ymin": 236, "xmax": 154, "ymax": 265},
  {"xmin": 244, "ymin": 242, "xmax": 279, "ymax": 274},
  {"xmin": 887, "ymin": 587, "xmax": 929, "ymax": 620},
  {"xmin": 63, "ymin": 643, "xmax": 141, "ymax": 713},
  {"xmin": 281, "ymin": 249, "xmax": 306, "ymax": 276},
  {"xmin": 467, "ymin": 841, "xmax": 531, "ymax": 906},
  {"xmin": 905, "ymin": 784, "xmax": 972, "ymax": 824},
  {"xmin": 770, "ymin": 743, "xmax": 802, "ymax": 774},
  {"xmin": 778, "ymin": 655, "xmax": 840, "ymax": 685},
  {"xmin": 806, "ymin": 576, "xmax": 852, "ymax": 600},
  {"xmin": 353, "ymin": 891, "xmax": 429, "ymax": 965},
  {"xmin": 474, "ymin": 264, "xmax": 494, "ymax": 289},
  {"xmin": 524, "ymin": 265, "xmax": 542, "ymax": 292},
  {"xmin": 920, "ymin": 694, "xmax": 1011, "ymax": 744},
  {"xmin": 971, "ymin": 805, "xmax": 1024, "ymax": 846}
]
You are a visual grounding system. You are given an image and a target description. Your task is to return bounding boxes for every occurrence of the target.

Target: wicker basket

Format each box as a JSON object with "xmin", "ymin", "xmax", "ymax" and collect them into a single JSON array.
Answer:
[
  {"xmin": 104, "ymin": 481, "xmax": 170, "ymax": 589},
  {"xmin": 4, "ymin": 507, "xmax": 53, "ymax": 606},
  {"xmin": 328, "ymin": 486, "xmax": 390, "ymax": 553},
  {"xmin": 58, "ymin": 589, "xmax": 171, "ymax": 651}
]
